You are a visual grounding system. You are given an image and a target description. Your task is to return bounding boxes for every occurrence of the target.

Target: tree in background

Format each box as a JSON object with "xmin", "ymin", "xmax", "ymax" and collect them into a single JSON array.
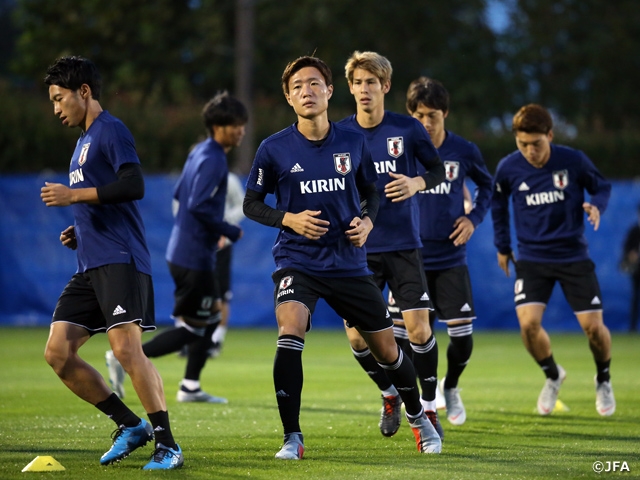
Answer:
[{"xmin": 501, "ymin": 0, "xmax": 640, "ymax": 132}]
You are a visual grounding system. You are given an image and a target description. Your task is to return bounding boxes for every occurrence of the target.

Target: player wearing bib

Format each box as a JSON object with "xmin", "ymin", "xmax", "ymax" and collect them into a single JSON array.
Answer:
[
  {"xmin": 337, "ymin": 51, "xmax": 446, "ymax": 439},
  {"xmin": 41, "ymin": 56, "xmax": 182, "ymax": 470},
  {"xmin": 392, "ymin": 77, "xmax": 492, "ymax": 426},
  {"xmin": 243, "ymin": 56, "xmax": 442, "ymax": 459},
  {"xmin": 491, "ymin": 103, "xmax": 615, "ymax": 417}
]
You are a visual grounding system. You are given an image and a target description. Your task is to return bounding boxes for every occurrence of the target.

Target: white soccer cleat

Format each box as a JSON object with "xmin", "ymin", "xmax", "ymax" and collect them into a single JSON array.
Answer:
[
  {"xmin": 408, "ymin": 412, "xmax": 442, "ymax": 454},
  {"xmin": 275, "ymin": 433, "xmax": 304, "ymax": 460},
  {"xmin": 595, "ymin": 376, "xmax": 616, "ymax": 416},
  {"xmin": 537, "ymin": 365, "xmax": 566, "ymax": 415},
  {"xmin": 105, "ymin": 350, "xmax": 126, "ymax": 399},
  {"xmin": 440, "ymin": 377, "xmax": 466, "ymax": 425},
  {"xmin": 176, "ymin": 386, "xmax": 228, "ymax": 404}
]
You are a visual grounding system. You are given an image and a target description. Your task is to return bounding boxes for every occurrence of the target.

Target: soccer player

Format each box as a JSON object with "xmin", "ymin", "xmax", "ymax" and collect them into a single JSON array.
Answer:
[
  {"xmin": 491, "ymin": 103, "xmax": 616, "ymax": 416},
  {"xmin": 336, "ymin": 52, "xmax": 445, "ymax": 438},
  {"xmin": 40, "ymin": 56, "xmax": 183, "ymax": 470},
  {"xmin": 243, "ymin": 55, "xmax": 442, "ymax": 459},
  {"xmin": 393, "ymin": 76, "xmax": 492, "ymax": 426},
  {"xmin": 106, "ymin": 92, "xmax": 246, "ymax": 404}
]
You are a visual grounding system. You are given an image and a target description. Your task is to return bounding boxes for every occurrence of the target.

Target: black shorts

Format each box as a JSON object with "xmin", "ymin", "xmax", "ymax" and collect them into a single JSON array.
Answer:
[
  {"xmin": 514, "ymin": 260, "xmax": 603, "ymax": 312},
  {"xmin": 367, "ymin": 249, "xmax": 432, "ymax": 311},
  {"xmin": 168, "ymin": 262, "xmax": 221, "ymax": 324},
  {"xmin": 425, "ymin": 265, "xmax": 475, "ymax": 323},
  {"xmin": 272, "ymin": 268, "xmax": 392, "ymax": 333},
  {"xmin": 52, "ymin": 263, "xmax": 155, "ymax": 334},
  {"xmin": 215, "ymin": 246, "xmax": 233, "ymax": 302}
]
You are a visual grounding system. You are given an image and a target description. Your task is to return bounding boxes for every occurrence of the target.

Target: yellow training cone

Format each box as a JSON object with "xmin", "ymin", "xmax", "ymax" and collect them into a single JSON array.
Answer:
[
  {"xmin": 22, "ymin": 456, "xmax": 65, "ymax": 472},
  {"xmin": 553, "ymin": 399, "xmax": 570, "ymax": 412}
]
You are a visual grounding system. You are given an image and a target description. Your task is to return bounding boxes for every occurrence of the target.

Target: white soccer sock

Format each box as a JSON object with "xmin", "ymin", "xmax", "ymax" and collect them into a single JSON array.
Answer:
[{"xmin": 181, "ymin": 379, "xmax": 201, "ymax": 391}]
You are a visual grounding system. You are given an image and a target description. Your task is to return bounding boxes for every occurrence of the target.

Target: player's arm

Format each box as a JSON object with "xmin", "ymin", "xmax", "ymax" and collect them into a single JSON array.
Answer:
[
  {"xmin": 451, "ymin": 148, "xmax": 494, "ymax": 246},
  {"xmin": 41, "ymin": 163, "xmax": 144, "ymax": 207},
  {"xmin": 346, "ymin": 182, "xmax": 379, "ymax": 247},
  {"xmin": 491, "ymin": 169, "xmax": 515, "ymax": 276},
  {"xmin": 243, "ymin": 188, "xmax": 329, "ymax": 240}
]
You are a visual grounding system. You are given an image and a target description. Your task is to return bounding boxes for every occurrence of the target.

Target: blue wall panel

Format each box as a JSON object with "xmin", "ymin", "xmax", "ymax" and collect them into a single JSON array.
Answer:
[{"xmin": 1, "ymin": 174, "xmax": 638, "ymax": 332}]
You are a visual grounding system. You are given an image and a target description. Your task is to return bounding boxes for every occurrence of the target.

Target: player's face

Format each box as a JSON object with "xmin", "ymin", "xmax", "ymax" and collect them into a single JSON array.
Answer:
[
  {"xmin": 285, "ymin": 67, "xmax": 333, "ymax": 120},
  {"xmin": 349, "ymin": 68, "xmax": 390, "ymax": 114},
  {"xmin": 515, "ymin": 131, "xmax": 553, "ymax": 168},
  {"xmin": 214, "ymin": 124, "xmax": 246, "ymax": 151},
  {"xmin": 411, "ymin": 103, "xmax": 448, "ymax": 148},
  {"xmin": 48, "ymin": 84, "xmax": 87, "ymax": 129}
]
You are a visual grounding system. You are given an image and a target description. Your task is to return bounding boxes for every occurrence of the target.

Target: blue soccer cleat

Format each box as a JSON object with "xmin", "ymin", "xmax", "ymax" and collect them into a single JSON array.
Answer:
[
  {"xmin": 142, "ymin": 443, "xmax": 184, "ymax": 470},
  {"xmin": 100, "ymin": 419, "xmax": 154, "ymax": 465}
]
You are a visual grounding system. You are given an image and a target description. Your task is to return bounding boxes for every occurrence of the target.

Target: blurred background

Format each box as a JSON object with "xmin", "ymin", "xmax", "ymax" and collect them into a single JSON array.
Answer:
[{"xmin": 1, "ymin": 0, "xmax": 639, "ymax": 332}]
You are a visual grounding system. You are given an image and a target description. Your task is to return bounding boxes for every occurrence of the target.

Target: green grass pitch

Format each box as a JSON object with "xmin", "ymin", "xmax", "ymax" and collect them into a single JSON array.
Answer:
[{"xmin": 0, "ymin": 327, "xmax": 638, "ymax": 479}]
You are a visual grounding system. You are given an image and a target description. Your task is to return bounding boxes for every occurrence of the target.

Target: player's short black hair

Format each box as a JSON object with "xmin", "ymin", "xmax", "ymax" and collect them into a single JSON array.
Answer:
[
  {"xmin": 202, "ymin": 91, "xmax": 248, "ymax": 132},
  {"xmin": 281, "ymin": 56, "xmax": 332, "ymax": 95},
  {"xmin": 406, "ymin": 77, "xmax": 449, "ymax": 114},
  {"xmin": 44, "ymin": 56, "xmax": 102, "ymax": 100}
]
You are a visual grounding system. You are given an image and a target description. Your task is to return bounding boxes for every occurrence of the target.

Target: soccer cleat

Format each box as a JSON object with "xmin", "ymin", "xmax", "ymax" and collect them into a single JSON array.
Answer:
[
  {"xmin": 595, "ymin": 376, "xmax": 616, "ymax": 416},
  {"xmin": 408, "ymin": 412, "xmax": 442, "ymax": 454},
  {"xmin": 441, "ymin": 377, "xmax": 466, "ymax": 425},
  {"xmin": 100, "ymin": 419, "xmax": 154, "ymax": 465},
  {"xmin": 176, "ymin": 386, "xmax": 228, "ymax": 404},
  {"xmin": 537, "ymin": 365, "xmax": 566, "ymax": 415},
  {"xmin": 379, "ymin": 394, "xmax": 402, "ymax": 437},
  {"xmin": 425, "ymin": 410, "xmax": 444, "ymax": 440},
  {"xmin": 435, "ymin": 382, "xmax": 446, "ymax": 410},
  {"xmin": 275, "ymin": 433, "xmax": 304, "ymax": 460},
  {"xmin": 105, "ymin": 350, "xmax": 126, "ymax": 399},
  {"xmin": 142, "ymin": 443, "xmax": 184, "ymax": 470}
]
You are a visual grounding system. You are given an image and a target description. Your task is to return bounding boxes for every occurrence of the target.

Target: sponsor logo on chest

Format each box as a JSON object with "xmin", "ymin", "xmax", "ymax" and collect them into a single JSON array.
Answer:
[
  {"xmin": 298, "ymin": 153, "xmax": 350, "ymax": 194},
  {"xmin": 524, "ymin": 170, "xmax": 569, "ymax": 206}
]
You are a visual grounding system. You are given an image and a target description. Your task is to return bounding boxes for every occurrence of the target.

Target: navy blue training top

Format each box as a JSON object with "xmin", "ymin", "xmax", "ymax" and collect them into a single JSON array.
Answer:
[
  {"xmin": 419, "ymin": 130, "xmax": 493, "ymax": 270},
  {"xmin": 246, "ymin": 122, "xmax": 378, "ymax": 277},
  {"xmin": 166, "ymin": 137, "xmax": 242, "ymax": 271},
  {"xmin": 492, "ymin": 143, "xmax": 611, "ymax": 262},
  {"xmin": 68, "ymin": 111, "xmax": 151, "ymax": 274},
  {"xmin": 337, "ymin": 112, "xmax": 442, "ymax": 253}
]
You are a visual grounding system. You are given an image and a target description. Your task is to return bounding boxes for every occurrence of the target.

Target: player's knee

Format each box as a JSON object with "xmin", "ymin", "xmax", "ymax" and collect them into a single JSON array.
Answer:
[{"xmin": 44, "ymin": 344, "xmax": 72, "ymax": 376}]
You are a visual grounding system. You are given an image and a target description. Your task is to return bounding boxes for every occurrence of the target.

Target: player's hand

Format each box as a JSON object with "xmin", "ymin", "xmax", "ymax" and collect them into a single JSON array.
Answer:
[
  {"xmin": 60, "ymin": 225, "xmax": 77, "ymax": 250},
  {"xmin": 345, "ymin": 216, "xmax": 373, "ymax": 247},
  {"xmin": 583, "ymin": 202, "xmax": 600, "ymax": 231},
  {"xmin": 497, "ymin": 251, "xmax": 516, "ymax": 276},
  {"xmin": 282, "ymin": 210, "xmax": 329, "ymax": 240},
  {"xmin": 450, "ymin": 216, "xmax": 475, "ymax": 246},
  {"xmin": 385, "ymin": 172, "xmax": 424, "ymax": 202},
  {"xmin": 41, "ymin": 182, "xmax": 74, "ymax": 207}
]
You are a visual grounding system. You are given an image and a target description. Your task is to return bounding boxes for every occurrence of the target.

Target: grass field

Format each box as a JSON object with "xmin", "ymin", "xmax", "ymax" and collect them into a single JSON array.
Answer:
[{"xmin": 0, "ymin": 327, "xmax": 638, "ymax": 479}]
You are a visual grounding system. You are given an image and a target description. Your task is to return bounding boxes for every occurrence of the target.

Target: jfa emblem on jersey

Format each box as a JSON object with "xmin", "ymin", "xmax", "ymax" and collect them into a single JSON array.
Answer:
[
  {"xmin": 552, "ymin": 170, "xmax": 569, "ymax": 190},
  {"xmin": 78, "ymin": 143, "xmax": 91, "ymax": 166},
  {"xmin": 387, "ymin": 137, "xmax": 404, "ymax": 158},
  {"xmin": 333, "ymin": 153, "xmax": 352, "ymax": 175},
  {"xmin": 444, "ymin": 161, "xmax": 460, "ymax": 181},
  {"xmin": 279, "ymin": 275, "xmax": 293, "ymax": 290}
]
